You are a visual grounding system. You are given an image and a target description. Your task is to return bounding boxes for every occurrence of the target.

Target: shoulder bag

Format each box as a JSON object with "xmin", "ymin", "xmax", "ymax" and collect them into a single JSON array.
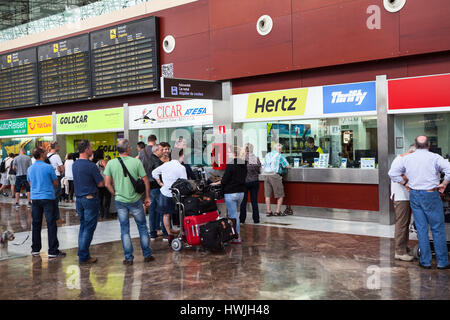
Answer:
[{"xmin": 118, "ymin": 157, "xmax": 146, "ymax": 194}]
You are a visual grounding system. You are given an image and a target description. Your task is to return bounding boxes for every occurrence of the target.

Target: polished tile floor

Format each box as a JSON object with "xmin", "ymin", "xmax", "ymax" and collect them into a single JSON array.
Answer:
[{"xmin": 0, "ymin": 200, "xmax": 449, "ymax": 300}]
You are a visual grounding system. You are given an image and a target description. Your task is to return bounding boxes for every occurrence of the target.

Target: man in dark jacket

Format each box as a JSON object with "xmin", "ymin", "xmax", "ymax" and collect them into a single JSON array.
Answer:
[{"xmin": 140, "ymin": 144, "xmax": 167, "ymax": 240}]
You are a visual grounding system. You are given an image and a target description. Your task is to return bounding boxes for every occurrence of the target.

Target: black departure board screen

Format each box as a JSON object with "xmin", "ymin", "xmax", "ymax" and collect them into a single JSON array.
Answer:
[
  {"xmin": 0, "ymin": 48, "xmax": 38, "ymax": 109},
  {"xmin": 90, "ymin": 16, "xmax": 159, "ymax": 98},
  {"xmin": 38, "ymin": 34, "xmax": 91, "ymax": 104}
]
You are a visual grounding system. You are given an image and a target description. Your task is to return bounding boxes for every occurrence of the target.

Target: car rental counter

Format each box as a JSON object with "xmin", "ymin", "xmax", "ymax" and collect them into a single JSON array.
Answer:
[{"xmin": 233, "ymin": 80, "xmax": 381, "ymax": 222}]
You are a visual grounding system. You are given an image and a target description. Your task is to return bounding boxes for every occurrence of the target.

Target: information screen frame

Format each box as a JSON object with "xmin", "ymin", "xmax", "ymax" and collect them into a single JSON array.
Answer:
[
  {"xmin": 37, "ymin": 33, "xmax": 92, "ymax": 105},
  {"xmin": 90, "ymin": 16, "xmax": 160, "ymax": 100},
  {"xmin": 0, "ymin": 47, "xmax": 39, "ymax": 110}
]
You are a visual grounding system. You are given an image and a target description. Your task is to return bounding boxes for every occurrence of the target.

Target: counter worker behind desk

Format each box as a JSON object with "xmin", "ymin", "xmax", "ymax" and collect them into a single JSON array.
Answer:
[{"xmin": 304, "ymin": 137, "xmax": 323, "ymax": 154}]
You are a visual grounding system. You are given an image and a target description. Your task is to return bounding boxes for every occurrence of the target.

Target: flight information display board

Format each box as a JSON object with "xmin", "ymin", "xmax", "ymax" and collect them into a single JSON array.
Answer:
[
  {"xmin": 38, "ymin": 34, "xmax": 91, "ymax": 104},
  {"xmin": 90, "ymin": 16, "xmax": 159, "ymax": 98},
  {"xmin": 0, "ymin": 48, "xmax": 39, "ymax": 109}
]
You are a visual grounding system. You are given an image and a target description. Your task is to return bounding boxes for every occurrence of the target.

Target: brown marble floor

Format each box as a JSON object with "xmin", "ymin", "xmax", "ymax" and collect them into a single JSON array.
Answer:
[{"xmin": 0, "ymin": 220, "xmax": 449, "ymax": 300}]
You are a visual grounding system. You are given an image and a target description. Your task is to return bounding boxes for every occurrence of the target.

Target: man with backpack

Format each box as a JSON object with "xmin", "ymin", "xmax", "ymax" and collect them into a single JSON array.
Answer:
[
  {"xmin": 0, "ymin": 153, "xmax": 15, "ymax": 197},
  {"xmin": 47, "ymin": 142, "xmax": 65, "ymax": 224}
]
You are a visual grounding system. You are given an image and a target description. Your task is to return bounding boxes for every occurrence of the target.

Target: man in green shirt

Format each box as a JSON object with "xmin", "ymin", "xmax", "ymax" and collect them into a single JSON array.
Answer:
[{"xmin": 104, "ymin": 139, "xmax": 154, "ymax": 265}]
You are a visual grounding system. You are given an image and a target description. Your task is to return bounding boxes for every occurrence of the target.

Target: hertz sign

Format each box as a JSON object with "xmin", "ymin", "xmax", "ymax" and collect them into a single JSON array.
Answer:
[{"xmin": 246, "ymin": 88, "xmax": 308, "ymax": 119}]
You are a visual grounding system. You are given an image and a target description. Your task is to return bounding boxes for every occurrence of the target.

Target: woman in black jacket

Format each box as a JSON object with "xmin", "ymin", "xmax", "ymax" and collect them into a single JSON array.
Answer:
[{"xmin": 218, "ymin": 145, "xmax": 247, "ymax": 244}]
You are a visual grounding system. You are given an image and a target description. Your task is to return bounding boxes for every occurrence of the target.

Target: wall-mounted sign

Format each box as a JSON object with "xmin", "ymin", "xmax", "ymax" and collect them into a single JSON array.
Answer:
[
  {"xmin": 323, "ymin": 81, "xmax": 376, "ymax": 114},
  {"xmin": 0, "ymin": 116, "xmax": 53, "ymax": 137},
  {"xmin": 388, "ymin": 74, "xmax": 450, "ymax": 113},
  {"xmin": 57, "ymin": 107, "xmax": 123, "ymax": 134},
  {"xmin": 129, "ymin": 100, "xmax": 213, "ymax": 129},
  {"xmin": 27, "ymin": 116, "xmax": 52, "ymax": 135},
  {"xmin": 161, "ymin": 77, "xmax": 222, "ymax": 100}
]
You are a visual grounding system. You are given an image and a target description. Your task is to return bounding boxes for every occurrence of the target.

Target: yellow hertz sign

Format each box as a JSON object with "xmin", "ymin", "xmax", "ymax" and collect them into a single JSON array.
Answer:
[{"xmin": 246, "ymin": 88, "xmax": 308, "ymax": 119}]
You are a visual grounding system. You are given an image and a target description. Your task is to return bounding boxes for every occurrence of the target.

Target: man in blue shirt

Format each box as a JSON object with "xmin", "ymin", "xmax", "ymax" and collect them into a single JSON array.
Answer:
[
  {"xmin": 389, "ymin": 135, "xmax": 450, "ymax": 269},
  {"xmin": 27, "ymin": 147, "xmax": 66, "ymax": 259},
  {"xmin": 72, "ymin": 139, "xmax": 105, "ymax": 265}
]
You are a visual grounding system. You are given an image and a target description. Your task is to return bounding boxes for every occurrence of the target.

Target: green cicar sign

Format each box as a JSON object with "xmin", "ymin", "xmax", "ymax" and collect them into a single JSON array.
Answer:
[{"xmin": 0, "ymin": 118, "xmax": 28, "ymax": 136}]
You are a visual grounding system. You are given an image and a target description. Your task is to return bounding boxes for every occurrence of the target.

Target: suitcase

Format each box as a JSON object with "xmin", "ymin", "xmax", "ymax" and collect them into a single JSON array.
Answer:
[
  {"xmin": 184, "ymin": 211, "xmax": 219, "ymax": 246},
  {"xmin": 183, "ymin": 196, "xmax": 201, "ymax": 216},
  {"xmin": 198, "ymin": 196, "xmax": 217, "ymax": 213},
  {"xmin": 200, "ymin": 219, "xmax": 223, "ymax": 251},
  {"xmin": 217, "ymin": 218, "xmax": 238, "ymax": 242}
]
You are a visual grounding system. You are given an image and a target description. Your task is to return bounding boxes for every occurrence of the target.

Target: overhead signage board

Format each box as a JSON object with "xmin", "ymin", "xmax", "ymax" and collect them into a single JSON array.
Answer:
[
  {"xmin": 388, "ymin": 74, "xmax": 450, "ymax": 113},
  {"xmin": 0, "ymin": 47, "xmax": 39, "ymax": 109},
  {"xmin": 129, "ymin": 99, "xmax": 213, "ymax": 129},
  {"xmin": 0, "ymin": 115, "xmax": 52, "ymax": 137},
  {"xmin": 90, "ymin": 16, "xmax": 160, "ymax": 98},
  {"xmin": 323, "ymin": 81, "xmax": 376, "ymax": 114},
  {"xmin": 161, "ymin": 77, "xmax": 222, "ymax": 100},
  {"xmin": 57, "ymin": 107, "xmax": 123, "ymax": 134},
  {"xmin": 38, "ymin": 34, "xmax": 91, "ymax": 105}
]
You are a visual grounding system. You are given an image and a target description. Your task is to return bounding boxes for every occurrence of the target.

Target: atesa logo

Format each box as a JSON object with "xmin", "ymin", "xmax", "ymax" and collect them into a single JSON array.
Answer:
[
  {"xmin": 331, "ymin": 89, "xmax": 367, "ymax": 106},
  {"xmin": 184, "ymin": 107, "xmax": 207, "ymax": 115}
]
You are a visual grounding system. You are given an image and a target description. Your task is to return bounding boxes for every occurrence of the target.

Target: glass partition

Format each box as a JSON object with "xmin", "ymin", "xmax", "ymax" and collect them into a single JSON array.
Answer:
[{"xmin": 242, "ymin": 116, "xmax": 378, "ymax": 168}]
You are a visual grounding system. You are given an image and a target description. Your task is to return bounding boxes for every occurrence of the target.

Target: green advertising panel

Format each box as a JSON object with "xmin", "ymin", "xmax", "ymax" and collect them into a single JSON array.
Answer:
[
  {"xmin": 0, "ymin": 118, "xmax": 28, "ymax": 136},
  {"xmin": 57, "ymin": 107, "xmax": 123, "ymax": 134}
]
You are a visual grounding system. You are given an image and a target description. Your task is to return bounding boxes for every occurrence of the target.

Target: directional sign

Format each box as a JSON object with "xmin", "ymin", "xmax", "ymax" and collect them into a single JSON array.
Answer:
[{"xmin": 161, "ymin": 77, "xmax": 222, "ymax": 100}]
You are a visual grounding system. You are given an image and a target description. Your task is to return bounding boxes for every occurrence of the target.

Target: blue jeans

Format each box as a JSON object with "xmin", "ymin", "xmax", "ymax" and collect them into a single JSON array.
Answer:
[
  {"xmin": 76, "ymin": 196, "xmax": 99, "ymax": 262},
  {"xmin": 410, "ymin": 190, "xmax": 449, "ymax": 268},
  {"xmin": 225, "ymin": 192, "xmax": 244, "ymax": 235},
  {"xmin": 31, "ymin": 199, "xmax": 59, "ymax": 255},
  {"xmin": 116, "ymin": 199, "xmax": 152, "ymax": 261},
  {"xmin": 240, "ymin": 181, "xmax": 260, "ymax": 223},
  {"xmin": 149, "ymin": 189, "xmax": 167, "ymax": 237}
]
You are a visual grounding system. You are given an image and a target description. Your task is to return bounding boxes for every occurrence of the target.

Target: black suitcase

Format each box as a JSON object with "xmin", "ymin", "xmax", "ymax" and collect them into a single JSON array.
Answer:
[
  {"xmin": 171, "ymin": 178, "xmax": 196, "ymax": 196},
  {"xmin": 198, "ymin": 196, "xmax": 217, "ymax": 213},
  {"xmin": 200, "ymin": 220, "xmax": 223, "ymax": 252},
  {"xmin": 217, "ymin": 218, "xmax": 238, "ymax": 242},
  {"xmin": 183, "ymin": 196, "xmax": 201, "ymax": 216}
]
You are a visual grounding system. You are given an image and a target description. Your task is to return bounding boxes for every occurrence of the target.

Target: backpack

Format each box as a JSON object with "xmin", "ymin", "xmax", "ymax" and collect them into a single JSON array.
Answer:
[
  {"xmin": 0, "ymin": 158, "xmax": 7, "ymax": 173},
  {"xmin": 45, "ymin": 153, "xmax": 55, "ymax": 165}
]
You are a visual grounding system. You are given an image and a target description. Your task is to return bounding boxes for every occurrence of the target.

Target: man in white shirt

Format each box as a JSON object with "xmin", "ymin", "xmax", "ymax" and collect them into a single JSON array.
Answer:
[
  {"xmin": 152, "ymin": 147, "xmax": 187, "ymax": 243},
  {"xmin": 47, "ymin": 141, "xmax": 65, "ymax": 223},
  {"xmin": 390, "ymin": 144, "xmax": 416, "ymax": 262}
]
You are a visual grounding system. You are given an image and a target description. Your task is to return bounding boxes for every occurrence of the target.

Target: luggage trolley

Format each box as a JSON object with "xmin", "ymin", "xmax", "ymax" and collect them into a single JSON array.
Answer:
[{"xmin": 169, "ymin": 188, "xmax": 220, "ymax": 252}]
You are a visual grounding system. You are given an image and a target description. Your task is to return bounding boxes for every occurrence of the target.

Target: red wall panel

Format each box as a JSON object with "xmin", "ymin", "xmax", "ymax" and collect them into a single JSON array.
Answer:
[
  {"xmin": 257, "ymin": 181, "xmax": 379, "ymax": 211},
  {"xmin": 210, "ymin": 14, "xmax": 293, "ymax": 80},
  {"xmin": 399, "ymin": 0, "xmax": 450, "ymax": 55},
  {"xmin": 293, "ymin": 0, "xmax": 399, "ymax": 70}
]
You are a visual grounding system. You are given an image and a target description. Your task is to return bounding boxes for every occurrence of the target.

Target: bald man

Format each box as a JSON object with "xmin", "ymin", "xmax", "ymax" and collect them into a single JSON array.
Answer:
[{"xmin": 389, "ymin": 135, "xmax": 450, "ymax": 270}]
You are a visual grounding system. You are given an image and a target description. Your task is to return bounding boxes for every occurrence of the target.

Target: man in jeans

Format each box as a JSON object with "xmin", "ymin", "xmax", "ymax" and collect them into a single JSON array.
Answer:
[
  {"xmin": 389, "ymin": 135, "xmax": 450, "ymax": 269},
  {"xmin": 104, "ymin": 139, "xmax": 154, "ymax": 265},
  {"xmin": 140, "ymin": 144, "xmax": 167, "ymax": 240},
  {"xmin": 27, "ymin": 147, "xmax": 66, "ymax": 259},
  {"xmin": 47, "ymin": 142, "xmax": 65, "ymax": 224},
  {"xmin": 73, "ymin": 140, "xmax": 105, "ymax": 265},
  {"xmin": 12, "ymin": 148, "xmax": 32, "ymax": 210},
  {"xmin": 389, "ymin": 144, "xmax": 416, "ymax": 262},
  {"xmin": 262, "ymin": 143, "xmax": 290, "ymax": 216}
]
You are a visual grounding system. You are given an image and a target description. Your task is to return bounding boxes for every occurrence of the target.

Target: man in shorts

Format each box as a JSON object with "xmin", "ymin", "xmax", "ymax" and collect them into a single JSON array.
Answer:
[
  {"xmin": 12, "ymin": 149, "xmax": 32, "ymax": 210},
  {"xmin": 262, "ymin": 143, "xmax": 290, "ymax": 217}
]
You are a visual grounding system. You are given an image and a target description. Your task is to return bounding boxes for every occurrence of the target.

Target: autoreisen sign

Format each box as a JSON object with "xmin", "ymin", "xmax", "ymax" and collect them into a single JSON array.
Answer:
[{"xmin": 57, "ymin": 107, "xmax": 124, "ymax": 134}]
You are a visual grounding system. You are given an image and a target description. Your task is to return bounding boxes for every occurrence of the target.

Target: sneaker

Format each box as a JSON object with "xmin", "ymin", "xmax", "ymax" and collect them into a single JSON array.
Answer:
[
  {"xmin": 79, "ymin": 257, "xmax": 98, "ymax": 265},
  {"xmin": 2, "ymin": 192, "xmax": 8, "ymax": 197},
  {"xmin": 123, "ymin": 259, "xmax": 133, "ymax": 265},
  {"xmin": 419, "ymin": 263, "xmax": 432, "ymax": 269},
  {"xmin": 14, "ymin": 203, "xmax": 19, "ymax": 210},
  {"xmin": 27, "ymin": 202, "xmax": 32, "ymax": 209},
  {"xmin": 31, "ymin": 251, "xmax": 40, "ymax": 256},
  {"xmin": 144, "ymin": 256, "xmax": 155, "ymax": 263},
  {"xmin": 162, "ymin": 236, "xmax": 169, "ymax": 242},
  {"xmin": 150, "ymin": 237, "xmax": 156, "ymax": 241},
  {"xmin": 395, "ymin": 253, "xmax": 414, "ymax": 262},
  {"xmin": 437, "ymin": 264, "xmax": 450, "ymax": 270},
  {"xmin": 48, "ymin": 251, "xmax": 66, "ymax": 259}
]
